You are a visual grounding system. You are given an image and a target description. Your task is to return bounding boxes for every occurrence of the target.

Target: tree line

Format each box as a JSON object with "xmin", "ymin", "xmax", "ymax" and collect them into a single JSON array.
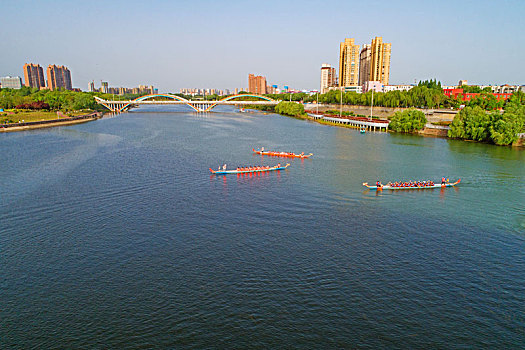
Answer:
[
  {"xmin": 265, "ymin": 80, "xmax": 516, "ymax": 111},
  {"xmin": 448, "ymin": 93, "xmax": 524, "ymax": 145},
  {"xmin": 0, "ymin": 86, "xmax": 146, "ymax": 111}
]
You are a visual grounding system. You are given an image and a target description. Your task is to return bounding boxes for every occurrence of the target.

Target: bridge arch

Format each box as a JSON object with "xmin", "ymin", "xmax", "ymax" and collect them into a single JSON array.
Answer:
[
  {"xmin": 94, "ymin": 94, "xmax": 278, "ymax": 113},
  {"xmin": 204, "ymin": 94, "xmax": 276, "ymax": 112},
  {"xmin": 127, "ymin": 94, "xmax": 199, "ymax": 112}
]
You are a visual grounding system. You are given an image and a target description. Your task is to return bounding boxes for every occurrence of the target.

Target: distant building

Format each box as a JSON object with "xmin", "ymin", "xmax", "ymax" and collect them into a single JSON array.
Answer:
[
  {"xmin": 339, "ymin": 38, "xmax": 360, "ymax": 87},
  {"xmin": 23, "ymin": 63, "xmax": 46, "ymax": 89},
  {"xmin": 329, "ymin": 85, "xmax": 362, "ymax": 93},
  {"xmin": 101, "ymin": 81, "xmax": 109, "ymax": 93},
  {"xmin": 248, "ymin": 74, "xmax": 267, "ymax": 94},
  {"xmin": 0, "ymin": 76, "xmax": 22, "ymax": 89},
  {"xmin": 383, "ymin": 85, "xmax": 413, "ymax": 92},
  {"xmin": 320, "ymin": 63, "xmax": 337, "ymax": 93},
  {"xmin": 46, "ymin": 65, "xmax": 72, "ymax": 90},
  {"xmin": 138, "ymin": 85, "xmax": 155, "ymax": 94},
  {"xmin": 458, "ymin": 80, "xmax": 468, "ymax": 86},
  {"xmin": 443, "ymin": 88, "xmax": 512, "ymax": 101},
  {"xmin": 343, "ymin": 85, "xmax": 362, "ymax": 93},
  {"xmin": 492, "ymin": 85, "xmax": 521, "ymax": 94},
  {"xmin": 363, "ymin": 81, "xmax": 384, "ymax": 93},
  {"xmin": 88, "ymin": 81, "xmax": 96, "ymax": 92}
]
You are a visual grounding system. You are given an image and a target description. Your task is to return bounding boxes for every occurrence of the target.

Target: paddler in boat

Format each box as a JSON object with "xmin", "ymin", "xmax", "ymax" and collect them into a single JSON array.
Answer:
[
  {"xmin": 223, "ymin": 164, "xmax": 227, "ymax": 171},
  {"xmin": 376, "ymin": 180, "xmax": 382, "ymax": 188}
]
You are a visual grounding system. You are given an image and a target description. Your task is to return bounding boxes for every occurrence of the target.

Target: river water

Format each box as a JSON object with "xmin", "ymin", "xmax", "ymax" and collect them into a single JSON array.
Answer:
[{"xmin": 1, "ymin": 106, "xmax": 524, "ymax": 348}]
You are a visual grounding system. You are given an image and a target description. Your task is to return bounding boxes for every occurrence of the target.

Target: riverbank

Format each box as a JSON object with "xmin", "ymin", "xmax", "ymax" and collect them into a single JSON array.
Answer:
[
  {"xmin": 287, "ymin": 108, "xmax": 523, "ymax": 147},
  {"xmin": 0, "ymin": 112, "xmax": 102, "ymax": 133},
  {"xmin": 305, "ymin": 103, "xmax": 459, "ymax": 122}
]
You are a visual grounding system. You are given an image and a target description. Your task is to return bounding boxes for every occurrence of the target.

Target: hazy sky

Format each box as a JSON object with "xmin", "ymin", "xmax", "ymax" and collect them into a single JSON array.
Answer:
[{"xmin": 1, "ymin": 0, "xmax": 524, "ymax": 92}]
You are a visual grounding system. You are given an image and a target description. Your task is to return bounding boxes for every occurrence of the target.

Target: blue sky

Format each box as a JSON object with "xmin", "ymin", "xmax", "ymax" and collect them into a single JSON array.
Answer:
[{"xmin": 1, "ymin": 0, "xmax": 524, "ymax": 92}]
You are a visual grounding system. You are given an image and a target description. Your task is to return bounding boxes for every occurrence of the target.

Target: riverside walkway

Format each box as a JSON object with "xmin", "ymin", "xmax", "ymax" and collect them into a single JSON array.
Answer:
[{"xmin": 307, "ymin": 112, "xmax": 390, "ymax": 131}]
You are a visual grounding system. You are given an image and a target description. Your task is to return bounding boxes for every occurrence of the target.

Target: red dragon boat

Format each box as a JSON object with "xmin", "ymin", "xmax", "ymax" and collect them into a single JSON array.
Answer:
[{"xmin": 252, "ymin": 148, "xmax": 313, "ymax": 158}]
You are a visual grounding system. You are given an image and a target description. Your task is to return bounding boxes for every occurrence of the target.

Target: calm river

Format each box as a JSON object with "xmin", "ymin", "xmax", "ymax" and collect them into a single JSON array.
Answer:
[{"xmin": 1, "ymin": 106, "xmax": 524, "ymax": 348}]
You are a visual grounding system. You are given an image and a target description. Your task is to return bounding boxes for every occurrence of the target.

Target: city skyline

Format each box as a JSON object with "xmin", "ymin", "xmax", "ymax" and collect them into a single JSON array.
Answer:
[{"xmin": 1, "ymin": 0, "xmax": 524, "ymax": 92}]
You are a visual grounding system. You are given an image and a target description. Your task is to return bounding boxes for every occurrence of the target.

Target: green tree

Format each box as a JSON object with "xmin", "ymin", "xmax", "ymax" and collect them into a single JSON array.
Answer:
[
  {"xmin": 274, "ymin": 101, "xmax": 305, "ymax": 117},
  {"xmin": 448, "ymin": 106, "xmax": 491, "ymax": 141},
  {"xmin": 388, "ymin": 108, "xmax": 427, "ymax": 132},
  {"xmin": 490, "ymin": 112, "xmax": 523, "ymax": 145}
]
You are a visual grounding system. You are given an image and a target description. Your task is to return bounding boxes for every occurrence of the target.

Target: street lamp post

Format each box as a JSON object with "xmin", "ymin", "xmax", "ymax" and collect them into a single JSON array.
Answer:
[
  {"xmin": 339, "ymin": 87, "xmax": 343, "ymax": 118},
  {"xmin": 370, "ymin": 89, "xmax": 374, "ymax": 121}
]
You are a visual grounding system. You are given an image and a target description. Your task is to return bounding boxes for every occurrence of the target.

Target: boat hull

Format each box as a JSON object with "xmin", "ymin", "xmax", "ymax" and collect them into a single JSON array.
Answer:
[
  {"xmin": 363, "ymin": 179, "xmax": 461, "ymax": 190},
  {"xmin": 253, "ymin": 149, "xmax": 313, "ymax": 158},
  {"xmin": 210, "ymin": 163, "xmax": 290, "ymax": 175}
]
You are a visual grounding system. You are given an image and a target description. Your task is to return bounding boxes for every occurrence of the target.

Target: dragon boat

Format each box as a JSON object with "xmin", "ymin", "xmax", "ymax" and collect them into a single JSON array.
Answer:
[
  {"xmin": 209, "ymin": 163, "xmax": 290, "ymax": 175},
  {"xmin": 252, "ymin": 148, "xmax": 313, "ymax": 158},
  {"xmin": 362, "ymin": 179, "xmax": 461, "ymax": 191}
]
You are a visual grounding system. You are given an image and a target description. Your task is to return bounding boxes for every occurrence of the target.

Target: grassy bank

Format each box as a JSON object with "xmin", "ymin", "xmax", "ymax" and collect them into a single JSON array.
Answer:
[{"xmin": 1, "ymin": 109, "xmax": 94, "ymax": 124}]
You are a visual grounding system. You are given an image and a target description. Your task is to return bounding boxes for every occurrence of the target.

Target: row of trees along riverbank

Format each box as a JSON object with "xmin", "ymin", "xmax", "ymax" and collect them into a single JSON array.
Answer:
[
  {"xmin": 265, "ymin": 80, "xmax": 516, "ymax": 110},
  {"xmin": 0, "ymin": 86, "xmax": 147, "ymax": 112},
  {"xmin": 448, "ymin": 95, "xmax": 525, "ymax": 145},
  {"xmin": 268, "ymin": 94, "xmax": 524, "ymax": 146}
]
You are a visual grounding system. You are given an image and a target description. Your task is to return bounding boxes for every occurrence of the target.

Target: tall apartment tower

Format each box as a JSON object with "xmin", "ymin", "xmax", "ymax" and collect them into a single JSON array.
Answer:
[
  {"xmin": 339, "ymin": 38, "xmax": 360, "ymax": 87},
  {"xmin": 369, "ymin": 37, "xmax": 391, "ymax": 85},
  {"xmin": 23, "ymin": 63, "xmax": 46, "ymax": 89},
  {"xmin": 248, "ymin": 74, "xmax": 267, "ymax": 94},
  {"xmin": 320, "ymin": 64, "xmax": 337, "ymax": 93},
  {"xmin": 101, "ymin": 81, "xmax": 109, "ymax": 93},
  {"xmin": 46, "ymin": 65, "xmax": 72, "ymax": 90},
  {"xmin": 358, "ymin": 44, "xmax": 371, "ymax": 86}
]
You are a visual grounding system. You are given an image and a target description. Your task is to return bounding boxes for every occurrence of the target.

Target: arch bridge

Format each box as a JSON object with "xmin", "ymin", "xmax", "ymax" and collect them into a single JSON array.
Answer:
[{"xmin": 94, "ymin": 94, "xmax": 279, "ymax": 113}]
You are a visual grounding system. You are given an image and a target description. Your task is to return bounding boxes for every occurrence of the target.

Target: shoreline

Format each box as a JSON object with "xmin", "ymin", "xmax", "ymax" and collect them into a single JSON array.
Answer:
[
  {"xmin": 0, "ymin": 112, "xmax": 102, "ymax": 133},
  {"xmin": 260, "ymin": 108, "xmax": 524, "ymax": 148}
]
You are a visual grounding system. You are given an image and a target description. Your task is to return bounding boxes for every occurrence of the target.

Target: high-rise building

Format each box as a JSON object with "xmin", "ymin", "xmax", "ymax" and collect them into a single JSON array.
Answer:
[
  {"xmin": 369, "ymin": 37, "xmax": 391, "ymax": 85},
  {"xmin": 23, "ymin": 63, "xmax": 46, "ymax": 89},
  {"xmin": 88, "ymin": 81, "xmax": 95, "ymax": 92},
  {"xmin": 339, "ymin": 38, "xmax": 360, "ymax": 87},
  {"xmin": 1, "ymin": 76, "xmax": 23, "ymax": 89},
  {"xmin": 248, "ymin": 74, "xmax": 267, "ymax": 94},
  {"xmin": 358, "ymin": 44, "xmax": 371, "ymax": 86},
  {"xmin": 320, "ymin": 64, "xmax": 337, "ymax": 93},
  {"xmin": 358, "ymin": 38, "xmax": 391, "ymax": 86},
  {"xmin": 101, "ymin": 81, "xmax": 109, "ymax": 93},
  {"xmin": 46, "ymin": 65, "xmax": 72, "ymax": 90}
]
